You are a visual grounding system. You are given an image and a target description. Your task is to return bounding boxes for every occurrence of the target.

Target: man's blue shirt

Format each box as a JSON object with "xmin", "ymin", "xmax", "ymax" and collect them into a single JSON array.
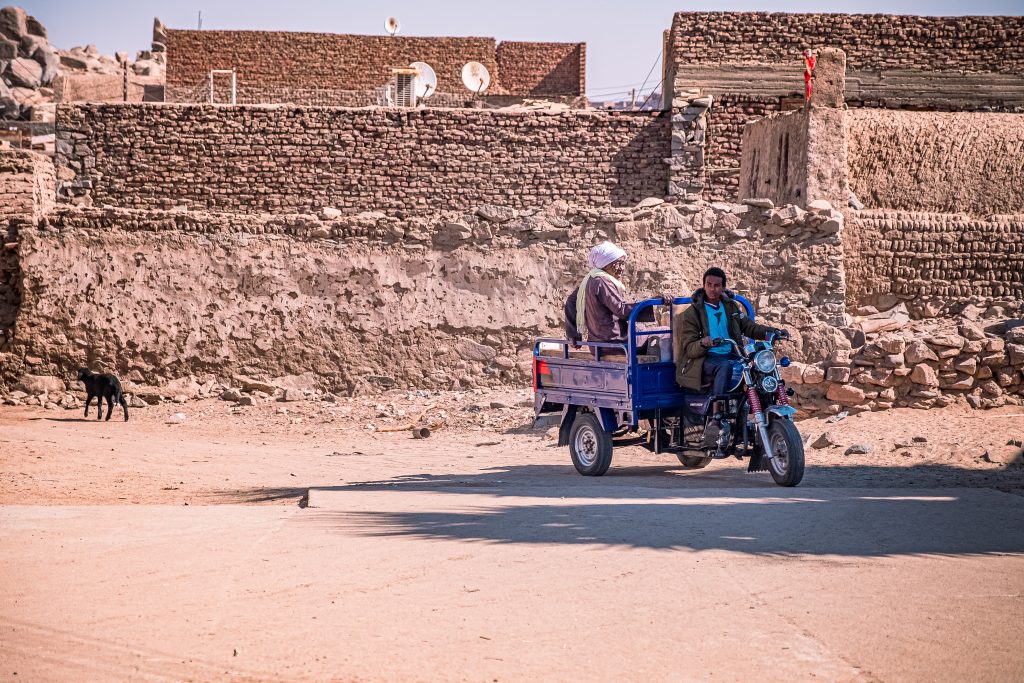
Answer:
[{"xmin": 704, "ymin": 302, "xmax": 731, "ymax": 355}]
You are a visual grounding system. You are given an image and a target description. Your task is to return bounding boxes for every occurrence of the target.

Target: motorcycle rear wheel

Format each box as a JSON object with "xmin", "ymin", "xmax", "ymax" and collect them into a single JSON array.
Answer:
[{"xmin": 767, "ymin": 420, "xmax": 805, "ymax": 487}]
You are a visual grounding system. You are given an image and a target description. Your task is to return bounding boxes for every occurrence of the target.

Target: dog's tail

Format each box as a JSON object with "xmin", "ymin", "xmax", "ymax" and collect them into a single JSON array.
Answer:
[{"xmin": 118, "ymin": 390, "xmax": 129, "ymax": 422}]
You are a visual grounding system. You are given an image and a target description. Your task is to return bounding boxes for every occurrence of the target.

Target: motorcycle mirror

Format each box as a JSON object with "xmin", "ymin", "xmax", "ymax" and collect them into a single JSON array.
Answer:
[{"xmin": 780, "ymin": 356, "xmax": 791, "ymax": 367}]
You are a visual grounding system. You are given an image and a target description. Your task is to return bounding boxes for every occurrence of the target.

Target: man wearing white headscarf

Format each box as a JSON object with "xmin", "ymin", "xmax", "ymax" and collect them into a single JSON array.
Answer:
[{"xmin": 563, "ymin": 241, "xmax": 667, "ymax": 345}]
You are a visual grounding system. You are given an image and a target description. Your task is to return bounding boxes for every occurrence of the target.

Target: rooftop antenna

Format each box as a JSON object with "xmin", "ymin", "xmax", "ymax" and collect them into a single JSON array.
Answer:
[
  {"xmin": 385, "ymin": 16, "xmax": 400, "ymax": 37},
  {"xmin": 197, "ymin": 10, "xmax": 202, "ymax": 30},
  {"xmin": 461, "ymin": 61, "xmax": 490, "ymax": 95},
  {"xmin": 410, "ymin": 61, "xmax": 437, "ymax": 99}
]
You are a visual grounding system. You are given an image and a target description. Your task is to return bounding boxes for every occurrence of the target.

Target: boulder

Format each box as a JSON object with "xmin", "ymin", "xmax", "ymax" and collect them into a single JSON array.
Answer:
[
  {"xmin": 0, "ymin": 33, "xmax": 15, "ymax": 60},
  {"xmin": 811, "ymin": 432, "xmax": 840, "ymax": 449},
  {"xmin": 927, "ymin": 332, "xmax": 965, "ymax": 349},
  {"xmin": 0, "ymin": 7, "xmax": 27, "ymax": 42},
  {"xmin": 958, "ymin": 320, "xmax": 987, "ymax": 341},
  {"xmin": 475, "ymin": 204, "xmax": 515, "ymax": 223},
  {"xmin": 905, "ymin": 340, "xmax": 939, "ymax": 364},
  {"xmin": 17, "ymin": 374, "xmax": 66, "ymax": 395},
  {"xmin": 825, "ymin": 383, "xmax": 865, "ymax": 405},
  {"xmin": 807, "ymin": 199, "xmax": 833, "ymax": 215},
  {"xmin": 162, "ymin": 376, "xmax": 201, "ymax": 399},
  {"xmin": 635, "ymin": 197, "xmax": 664, "ymax": 209},
  {"xmin": 909, "ymin": 363, "xmax": 939, "ymax": 387},
  {"xmin": 234, "ymin": 375, "xmax": 278, "ymax": 394},
  {"xmin": 272, "ymin": 372, "xmax": 319, "ymax": 393},
  {"xmin": 221, "ymin": 388, "xmax": 243, "ymax": 402},
  {"xmin": 1008, "ymin": 344, "xmax": 1024, "ymax": 367},
  {"xmin": 844, "ymin": 444, "xmax": 874, "ymax": 455},
  {"xmin": 953, "ymin": 357, "xmax": 978, "ymax": 375},
  {"xmin": 8, "ymin": 56, "xmax": 42, "ymax": 88},
  {"xmin": 742, "ymin": 198, "xmax": 774, "ymax": 209},
  {"xmin": 454, "ymin": 338, "xmax": 496, "ymax": 362},
  {"xmin": 802, "ymin": 366, "xmax": 825, "ymax": 384},
  {"xmin": 25, "ymin": 13, "xmax": 46, "ymax": 38}
]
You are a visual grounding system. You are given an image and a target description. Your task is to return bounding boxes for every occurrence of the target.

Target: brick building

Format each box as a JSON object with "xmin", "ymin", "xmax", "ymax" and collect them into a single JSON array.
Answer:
[{"xmin": 161, "ymin": 25, "xmax": 585, "ymax": 106}]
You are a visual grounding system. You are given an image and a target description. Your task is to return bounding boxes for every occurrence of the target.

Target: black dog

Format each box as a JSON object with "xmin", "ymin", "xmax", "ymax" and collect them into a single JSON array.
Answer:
[{"xmin": 77, "ymin": 368, "xmax": 129, "ymax": 422}]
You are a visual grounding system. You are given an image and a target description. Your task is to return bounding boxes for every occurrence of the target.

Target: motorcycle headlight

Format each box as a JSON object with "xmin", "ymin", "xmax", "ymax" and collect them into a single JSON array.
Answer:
[
  {"xmin": 760, "ymin": 375, "xmax": 779, "ymax": 393},
  {"xmin": 753, "ymin": 350, "xmax": 777, "ymax": 373}
]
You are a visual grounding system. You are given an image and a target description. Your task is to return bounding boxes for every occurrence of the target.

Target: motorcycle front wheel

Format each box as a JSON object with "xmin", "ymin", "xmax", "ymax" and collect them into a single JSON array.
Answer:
[{"xmin": 767, "ymin": 420, "xmax": 805, "ymax": 487}]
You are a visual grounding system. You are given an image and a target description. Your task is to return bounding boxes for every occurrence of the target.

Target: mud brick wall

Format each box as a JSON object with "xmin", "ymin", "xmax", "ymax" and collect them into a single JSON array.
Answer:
[
  {"xmin": 846, "ymin": 110, "xmax": 1024, "ymax": 216},
  {"xmin": 844, "ymin": 210, "xmax": 1024, "ymax": 309},
  {"xmin": 496, "ymin": 42, "xmax": 585, "ymax": 96},
  {"xmin": 55, "ymin": 104, "xmax": 672, "ymax": 215},
  {"xmin": 668, "ymin": 13, "xmax": 1024, "ymax": 73},
  {"xmin": 704, "ymin": 95, "xmax": 780, "ymax": 201},
  {"xmin": 165, "ymin": 30, "xmax": 587, "ymax": 101},
  {"xmin": 166, "ymin": 30, "xmax": 499, "ymax": 96}
]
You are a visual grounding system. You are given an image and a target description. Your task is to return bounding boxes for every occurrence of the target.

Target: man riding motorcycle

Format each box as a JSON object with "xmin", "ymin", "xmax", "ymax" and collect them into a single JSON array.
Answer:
[{"xmin": 673, "ymin": 267, "xmax": 789, "ymax": 451}]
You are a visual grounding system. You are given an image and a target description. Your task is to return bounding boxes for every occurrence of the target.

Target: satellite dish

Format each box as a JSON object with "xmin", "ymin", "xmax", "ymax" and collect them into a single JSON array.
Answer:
[
  {"xmin": 410, "ymin": 61, "xmax": 437, "ymax": 99},
  {"xmin": 385, "ymin": 16, "xmax": 400, "ymax": 36},
  {"xmin": 461, "ymin": 61, "xmax": 490, "ymax": 94}
]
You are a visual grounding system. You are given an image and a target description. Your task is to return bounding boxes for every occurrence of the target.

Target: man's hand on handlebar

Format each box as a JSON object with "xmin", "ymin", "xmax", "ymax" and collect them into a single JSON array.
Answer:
[
  {"xmin": 701, "ymin": 336, "xmax": 724, "ymax": 349},
  {"xmin": 768, "ymin": 328, "xmax": 791, "ymax": 341}
]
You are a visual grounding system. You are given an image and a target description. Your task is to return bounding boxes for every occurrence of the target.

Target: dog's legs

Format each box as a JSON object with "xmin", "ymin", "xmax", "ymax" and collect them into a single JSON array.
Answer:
[
  {"xmin": 84, "ymin": 394, "xmax": 92, "ymax": 418},
  {"xmin": 120, "ymin": 395, "xmax": 129, "ymax": 422},
  {"xmin": 104, "ymin": 394, "xmax": 114, "ymax": 421},
  {"xmin": 97, "ymin": 393, "xmax": 103, "ymax": 420}
]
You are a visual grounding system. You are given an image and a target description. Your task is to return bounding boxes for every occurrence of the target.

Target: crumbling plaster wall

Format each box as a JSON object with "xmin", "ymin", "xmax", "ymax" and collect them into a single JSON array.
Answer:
[
  {"xmin": 55, "ymin": 103, "xmax": 672, "ymax": 215},
  {"xmin": 1, "ymin": 148, "xmax": 54, "ymax": 347},
  {"xmin": 3, "ymin": 199, "xmax": 846, "ymax": 394},
  {"xmin": 846, "ymin": 110, "xmax": 1024, "ymax": 216}
]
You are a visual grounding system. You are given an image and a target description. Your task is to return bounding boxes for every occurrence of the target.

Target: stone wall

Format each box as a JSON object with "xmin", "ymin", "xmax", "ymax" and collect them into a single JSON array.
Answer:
[
  {"xmin": 846, "ymin": 110, "xmax": 1024, "ymax": 215},
  {"xmin": 668, "ymin": 12, "xmax": 1024, "ymax": 73},
  {"xmin": 844, "ymin": 210, "xmax": 1024, "ymax": 310},
  {"xmin": 782, "ymin": 317, "xmax": 1024, "ymax": 414},
  {"xmin": 495, "ymin": 42, "xmax": 585, "ymax": 96},
  {"xmin": 1, "ymin": 197, "xmax": 847, "ymax": 394},
  {"xmin": 55, "ymin": 104, "xmax": 672, "ymax": 215},
  {"xmin": 164, "ymin": 29, "xmax": 586, "ymax": 102}
]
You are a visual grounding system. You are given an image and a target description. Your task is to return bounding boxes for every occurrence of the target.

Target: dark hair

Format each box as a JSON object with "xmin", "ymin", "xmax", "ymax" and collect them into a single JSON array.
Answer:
[{"xmin": 703, "ymin": 267, "xmax": 727, "ymax": 287}]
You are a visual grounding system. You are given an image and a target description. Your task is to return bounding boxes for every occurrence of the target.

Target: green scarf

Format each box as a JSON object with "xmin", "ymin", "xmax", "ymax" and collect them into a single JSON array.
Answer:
[{"xmin": 575, "ymin": 268, "xmax": 626, "ymax": 340}]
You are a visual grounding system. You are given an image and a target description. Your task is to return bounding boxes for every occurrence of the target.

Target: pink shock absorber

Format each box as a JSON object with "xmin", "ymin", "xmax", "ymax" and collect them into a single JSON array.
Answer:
[
  {"xmin": 746, "ymin": 387, "xmax": 763, "ymax": 415},
  {"xmin": 776, "ymin": 383, "xmax": 789, "ymax": 406}
]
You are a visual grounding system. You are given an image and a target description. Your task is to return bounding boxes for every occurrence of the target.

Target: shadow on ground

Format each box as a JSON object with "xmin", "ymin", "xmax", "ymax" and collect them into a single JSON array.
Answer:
[{"xmin": 298, "ymin": 490, "xmax": 1024, "ymax": 556}]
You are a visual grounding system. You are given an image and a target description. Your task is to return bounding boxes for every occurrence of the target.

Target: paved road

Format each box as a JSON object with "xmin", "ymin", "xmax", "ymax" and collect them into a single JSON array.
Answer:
[{"xmin": 3, "ymin": 482, "xmax": 1023, "ymax": 682}]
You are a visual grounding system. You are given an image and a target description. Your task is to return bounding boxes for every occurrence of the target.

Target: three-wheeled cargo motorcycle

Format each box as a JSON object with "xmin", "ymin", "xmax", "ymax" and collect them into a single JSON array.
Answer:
[{"xmin": 533, "ymin": 296, "xmax": 805, "ymax": 487}]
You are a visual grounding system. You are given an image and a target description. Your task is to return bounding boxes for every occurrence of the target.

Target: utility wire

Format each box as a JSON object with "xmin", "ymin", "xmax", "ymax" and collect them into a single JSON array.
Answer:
[{"xmin": 636, "ymin": 47, "xmax": 664, "ymax": 110}]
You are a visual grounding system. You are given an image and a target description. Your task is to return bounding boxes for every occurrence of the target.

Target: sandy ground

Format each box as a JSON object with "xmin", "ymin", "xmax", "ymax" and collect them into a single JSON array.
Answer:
[{"xmin": 2, "ymin": 395, "xmax": 1023, "ymax": 681}]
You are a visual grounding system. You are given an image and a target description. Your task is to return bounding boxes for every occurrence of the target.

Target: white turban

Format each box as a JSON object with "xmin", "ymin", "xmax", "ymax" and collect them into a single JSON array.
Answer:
[{"xmin": 587, "ymin": 241, "xmax": 626, "ymax": 270}]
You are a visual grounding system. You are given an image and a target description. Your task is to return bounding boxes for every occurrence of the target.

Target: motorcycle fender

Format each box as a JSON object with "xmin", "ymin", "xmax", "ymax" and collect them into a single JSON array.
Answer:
[
  {"xmin": 766, "ymin": 405, "xmax": 797, "ymax": 421},
  {"xmin": 557, "ymin": 405, "xmax": 578, "ymax": 447}
]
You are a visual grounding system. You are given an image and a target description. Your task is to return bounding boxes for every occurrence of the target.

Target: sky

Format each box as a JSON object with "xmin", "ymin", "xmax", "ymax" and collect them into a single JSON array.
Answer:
[{"xmin": 20, "ymin": 0, "xmax": 1023, "ymax": 100}]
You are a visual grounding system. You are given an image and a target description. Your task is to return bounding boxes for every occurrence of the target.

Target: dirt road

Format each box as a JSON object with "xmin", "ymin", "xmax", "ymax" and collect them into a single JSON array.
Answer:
[{"xmin": 2, "ymin": 398, "xmax": 1023, "ymax": 681}]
